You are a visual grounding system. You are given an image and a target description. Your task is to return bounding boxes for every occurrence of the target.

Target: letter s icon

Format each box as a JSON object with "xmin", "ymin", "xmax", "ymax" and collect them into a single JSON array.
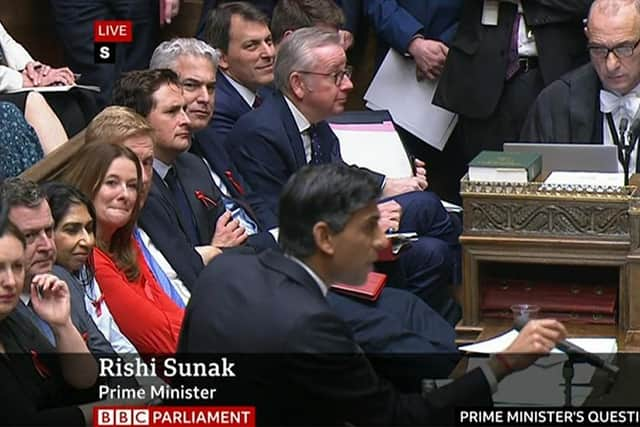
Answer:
[{"xmin": 94, "ymin": 43, "xmax": 116, "ymax": 64}]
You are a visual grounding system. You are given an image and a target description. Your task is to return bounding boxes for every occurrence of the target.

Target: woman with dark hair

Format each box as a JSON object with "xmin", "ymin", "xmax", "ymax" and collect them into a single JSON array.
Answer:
[
  {"xmin": 0, "ymin": 205, "xmax": 100, "ymax": 425},
  {"xmin": 43, "ymin": 181, "xmax": 138, "ymax": 355},
  {"xmin": 59, "ymin": 142, "xmax": 184, "ymax": 354}
]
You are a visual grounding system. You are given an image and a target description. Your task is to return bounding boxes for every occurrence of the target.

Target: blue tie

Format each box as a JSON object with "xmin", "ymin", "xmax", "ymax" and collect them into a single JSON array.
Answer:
[
  {"xmin": 134, "ymin": 228, "xmax": 186, "ymax": 308},
  {"xmin": 165, "ymin": 166, "xmax": 200, "ymax": 244},
  {"xmin": 309, "ymin": 125, "xmax": 325, "ymax": 165}
]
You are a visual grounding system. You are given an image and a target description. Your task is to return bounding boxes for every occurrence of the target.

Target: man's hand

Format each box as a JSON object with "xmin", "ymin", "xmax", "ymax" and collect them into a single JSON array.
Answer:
[
  {"xmin": 382, "ymin": 176, "xmax": 428, "ymax": 198},
  {"xmin": 211, "ymin": 210, "xmax": 248, "ymax": 248},
  {"xmin": 22, "ymin": 62, "xmax": 76, "ymax": 87},
  {"xmin": 377, "ymin": 200, "xmax": 402, "ymax": 232},
  {"xmin": 490, "ymin": 319, "xmax": 568, "ymax": 380},
  {"xmin": 30, "ymin": 274, "xmax": 72, "ymax": 329},
  {"xmin": 161, "ymin": 0, "xmax": 181, "ymax": 25},
  {"xmin": 407, "ymin": 38, "xmax": 449, "ymax": 81}
]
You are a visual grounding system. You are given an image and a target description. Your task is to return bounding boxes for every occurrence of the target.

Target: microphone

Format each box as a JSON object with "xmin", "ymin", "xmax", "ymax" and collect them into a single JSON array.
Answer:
[
  {"xmin": 513, "ymin": 318, "xmax": 619, "ymax": 377},
  {"xmin": 619, "ymin": 117, "xmax": 629, "ymax": 144},
  {"xmin": 628, "ymin": 104, "xmax": 640, "ymax": 142}
]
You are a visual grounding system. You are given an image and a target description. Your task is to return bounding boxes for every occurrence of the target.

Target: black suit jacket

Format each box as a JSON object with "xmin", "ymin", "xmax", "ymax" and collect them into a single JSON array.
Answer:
[
  {"xmin": 520, "ymin": 63, "xmax": 603, "ymax": 144},
  {"xmin": 434, "ymin": 0, "xmax": 592, "ymax": 119},
  {"xmin": 178, "ymin": 249, "xmax": 492, "ymax": 426},
  {"xmin": 139, "ymin": 152, "xmax": 226, "ymax": 289},
  {"xmin": 139, "ymin": 152, "xmax": 275, "ymax": 289}
]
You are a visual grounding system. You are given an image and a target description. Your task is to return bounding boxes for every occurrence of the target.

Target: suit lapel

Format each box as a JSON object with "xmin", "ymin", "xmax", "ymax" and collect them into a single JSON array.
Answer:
[
  {"xmin": 276, "ymin": 94, "xmax": 308, "ymax": 168},
  {"xmin": 174, "ymin": 156, "xmax": 214, "ymax": 245},
  {"xmin": 317, "ymin": 121, "xmax": 342, "ymax": 162},
  {"xmin": 151, "ymin": 170, "xmax": 198, "ymax": 242}
]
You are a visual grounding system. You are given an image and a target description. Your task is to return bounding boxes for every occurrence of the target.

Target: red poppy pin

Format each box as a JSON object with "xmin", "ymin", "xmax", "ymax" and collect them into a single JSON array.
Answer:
[
  {"xmin": 224, "ymin": 170, "xmax": 245, "ymax": 195},
  {"xmin": 195, "ymin": 190, "xmax": 218, "ymax": 208}
]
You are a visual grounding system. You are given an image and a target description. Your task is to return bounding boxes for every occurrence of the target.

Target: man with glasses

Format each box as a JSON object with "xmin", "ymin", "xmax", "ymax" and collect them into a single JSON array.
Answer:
[
  {"xmin": 227, "ymin": 27, "xmax": 463, "ymax": 317},
  {"xmin": 521, "ymin": 0, "xmax": 640, "ymax": 175}
]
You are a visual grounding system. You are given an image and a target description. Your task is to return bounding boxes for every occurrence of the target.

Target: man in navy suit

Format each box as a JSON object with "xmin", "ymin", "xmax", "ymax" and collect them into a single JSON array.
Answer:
[
  {"xmin": 112, "ymin": 68, "xmax": 466, "ymax": 378},
  {"xmin": 227, "ymin": 27, "xmax": 460, "ymax": 312},
  {"xmin": 177, "ymin": 162, "xmax": 569, "ymax": 425},
  {"xmin": 112, "ymin": 69, "xmax": 277, "ymax": 277},
  {"xmin": 150, "ymin": 37, "xmax": 279, "ymax": 230},
  {"xmin": 197, "ymin": 2, "xmax": 277, "ymax": 149}
]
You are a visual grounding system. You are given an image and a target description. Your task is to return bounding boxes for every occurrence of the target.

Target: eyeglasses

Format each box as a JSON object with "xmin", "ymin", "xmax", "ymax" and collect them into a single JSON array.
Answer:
[
  {"xmin": 588, "ymin": 39, "xmax": 640, "ymax": 59},
  {"xmin": 296, "ymin": 65, "xmax": 353, "ymax": 86}
]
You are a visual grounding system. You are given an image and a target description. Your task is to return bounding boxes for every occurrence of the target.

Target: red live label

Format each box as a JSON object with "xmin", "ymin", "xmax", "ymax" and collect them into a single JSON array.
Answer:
[
  {"xmin": 94, "ymin": 406, "xmax": 256, "ymax": 427},
  {"xmin": 94, "ymin": 20, "xmax": 133, "ymax": 42}
]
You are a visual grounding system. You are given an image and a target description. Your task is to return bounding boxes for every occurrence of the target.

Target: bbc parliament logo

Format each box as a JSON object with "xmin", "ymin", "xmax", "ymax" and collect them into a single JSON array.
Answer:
[{"xmin": 94, "ymin": 20, "xmax": 133, "ymax": 64}]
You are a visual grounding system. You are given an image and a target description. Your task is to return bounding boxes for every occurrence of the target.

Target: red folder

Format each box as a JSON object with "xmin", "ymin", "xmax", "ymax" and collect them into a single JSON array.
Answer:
[{"xmin": 331, "ymin": 272, "xmax": 387, "ymax": 301}]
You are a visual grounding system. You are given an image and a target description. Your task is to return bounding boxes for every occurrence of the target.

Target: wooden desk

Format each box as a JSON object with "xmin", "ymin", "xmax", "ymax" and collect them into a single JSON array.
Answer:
[{"xmin": 459, "ymin": 178, "xmax": 640, "ymax": 349}]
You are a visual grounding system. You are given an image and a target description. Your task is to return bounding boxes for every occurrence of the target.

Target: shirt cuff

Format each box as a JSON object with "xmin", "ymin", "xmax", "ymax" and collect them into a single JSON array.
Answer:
[
  {"xmin": 268, "ymin": 227, "xmax": 279, "ymax": 242},
  {"xmin": 406, "ymin": 34, "xmax": 425, "ymax": 56},
  {"xmin": 479, "ymin": 362, "xmax": 499, "ymax": 394}
]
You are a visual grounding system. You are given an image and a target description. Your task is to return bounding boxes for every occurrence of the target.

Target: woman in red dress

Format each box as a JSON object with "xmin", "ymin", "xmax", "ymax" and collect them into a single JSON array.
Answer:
[{"xmin": 60, "ymin": 142, "xmax": 183, "ymax": 354}]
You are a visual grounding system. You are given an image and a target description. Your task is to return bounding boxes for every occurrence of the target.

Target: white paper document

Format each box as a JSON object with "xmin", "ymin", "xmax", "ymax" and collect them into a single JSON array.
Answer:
[
  {"xmin": 6, "ymin": 84, "xmax": 101, "ymax": 94},
  {"xmin": 543, "ymin": 171, "xmax": 625, "ymax": 188},
  {"xmin": 329, "ymin": 121, "xmax": 413, "ymax": 178},
  {"xmin": 460, "ymin": 329, "xmax": 618, "ymax": 355},
  {"xmin": 462, "ymin": 330, "xmax": 617, "ymax": 406},
  {"xmin": 364, "ymin": 49, "xmax": 457, "ymax": 151}
]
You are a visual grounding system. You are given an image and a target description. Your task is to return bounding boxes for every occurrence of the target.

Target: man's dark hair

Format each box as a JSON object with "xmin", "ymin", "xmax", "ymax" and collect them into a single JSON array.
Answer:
[
  {"xmin": 0, "ymin": 177, "xmax": 45, "ymax": 210},
  {"xmin": 271, "ymin": 0, "xmax": 345, "ymax": 44},
  {"xmin": 204, "ymin": 1, "xmax": 270, "ymax": 53},
  {"xmin": 112, "ymin": 69, "xmax": 181, "ymax": 117},
  {"xmin": 279, "ymin": 163, "xmax": 381, "ymax": 259}
]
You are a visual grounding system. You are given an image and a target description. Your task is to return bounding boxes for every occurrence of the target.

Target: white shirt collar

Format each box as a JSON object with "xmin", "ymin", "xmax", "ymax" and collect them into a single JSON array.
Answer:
[
  {"xmin": 221, "ymin": 71, "xmax": 257, "ymax": 108},
  {"xmin": 286, "ymin": 255, "xmax": 329, "ymax": 297},
  {"xmin": 153, "ymin": 158, "xmax": 172, "ymax": 180},
  {"xmin": 283, "ymin": 95, "xmax": 312, "ymax": 133}
]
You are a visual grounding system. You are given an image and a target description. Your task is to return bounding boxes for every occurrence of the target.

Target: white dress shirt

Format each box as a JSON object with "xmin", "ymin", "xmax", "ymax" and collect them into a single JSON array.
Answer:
[{"xmin": 600, "ymin": 82, "xmax": 640, "ymax": 175}]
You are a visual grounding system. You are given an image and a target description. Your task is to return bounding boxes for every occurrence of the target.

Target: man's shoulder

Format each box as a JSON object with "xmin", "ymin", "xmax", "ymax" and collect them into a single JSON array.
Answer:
[
  {"xmin": 231, "ymin": 94, "xmax": 288, "ymax": 137},
  {"xmin": 535, "ymin": 64, "xmax": 598, "ymax": 101},
  {"xmin": 176, "ymin": 151, "xmax": 209, "ymax": 171}
]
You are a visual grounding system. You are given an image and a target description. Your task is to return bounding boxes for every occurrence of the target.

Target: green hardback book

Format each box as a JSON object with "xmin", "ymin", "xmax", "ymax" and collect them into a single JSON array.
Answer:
[{"xmin": 468, "ymin": 150, "xmax": 542, "ymax": 183}]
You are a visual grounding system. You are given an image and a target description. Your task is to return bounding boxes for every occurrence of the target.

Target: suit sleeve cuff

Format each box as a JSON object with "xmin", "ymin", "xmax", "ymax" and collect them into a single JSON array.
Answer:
[{"xmin": 479, "ymin": 362, "xmax": 499, "ymax": 393}]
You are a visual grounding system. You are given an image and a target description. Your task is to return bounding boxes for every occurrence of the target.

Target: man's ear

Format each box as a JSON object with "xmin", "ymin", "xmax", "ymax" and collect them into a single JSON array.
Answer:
[
  {"xmin": 282, "ymin": 29, "xmax": 294, "ymax": 41},
  {"xmin": 312, "ymin": 221, "xmax": 335, "ymax": 256},
  {"xmin": 290, "ymin": 72, "xmax": 307, "ymax": 99},
  {"xmin": 218, "ymin": 51, "xmax": 230, "ymax": 71}
]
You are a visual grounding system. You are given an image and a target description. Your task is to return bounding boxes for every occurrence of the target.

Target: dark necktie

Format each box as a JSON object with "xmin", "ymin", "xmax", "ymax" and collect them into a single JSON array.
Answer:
[
  {"xmin": 164, "ymin": 167, "xmax": 200, "ymax": 244},
  {"xmin": 308, "ymin": 125, "xmax": 325, "ymax": 165},
  {"xmin": 252, "ymin": 94, "xmax": 263, "ymax": 109},
  {"xmin": 505, "ymin": 13, "xmax": 521, "ymax": 80}
]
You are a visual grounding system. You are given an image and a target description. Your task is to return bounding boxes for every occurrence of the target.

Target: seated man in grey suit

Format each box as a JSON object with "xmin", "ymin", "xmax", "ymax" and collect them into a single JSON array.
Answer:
[{"xmin": 177, "ymin": 163, "xmax": 568, "ymax": 426}]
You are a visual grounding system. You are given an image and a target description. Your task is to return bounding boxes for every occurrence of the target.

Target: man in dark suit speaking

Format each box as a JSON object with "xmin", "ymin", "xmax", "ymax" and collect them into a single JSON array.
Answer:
[{"xmin": 177, "ymin": 162, "xmax": 568, "ymax": 426}]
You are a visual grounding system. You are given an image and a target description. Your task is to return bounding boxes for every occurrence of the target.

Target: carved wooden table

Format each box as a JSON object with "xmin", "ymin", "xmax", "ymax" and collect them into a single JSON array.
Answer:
[{"xmin": 460, "ymin": 178, "xmax": 640, "ymax": 349}]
